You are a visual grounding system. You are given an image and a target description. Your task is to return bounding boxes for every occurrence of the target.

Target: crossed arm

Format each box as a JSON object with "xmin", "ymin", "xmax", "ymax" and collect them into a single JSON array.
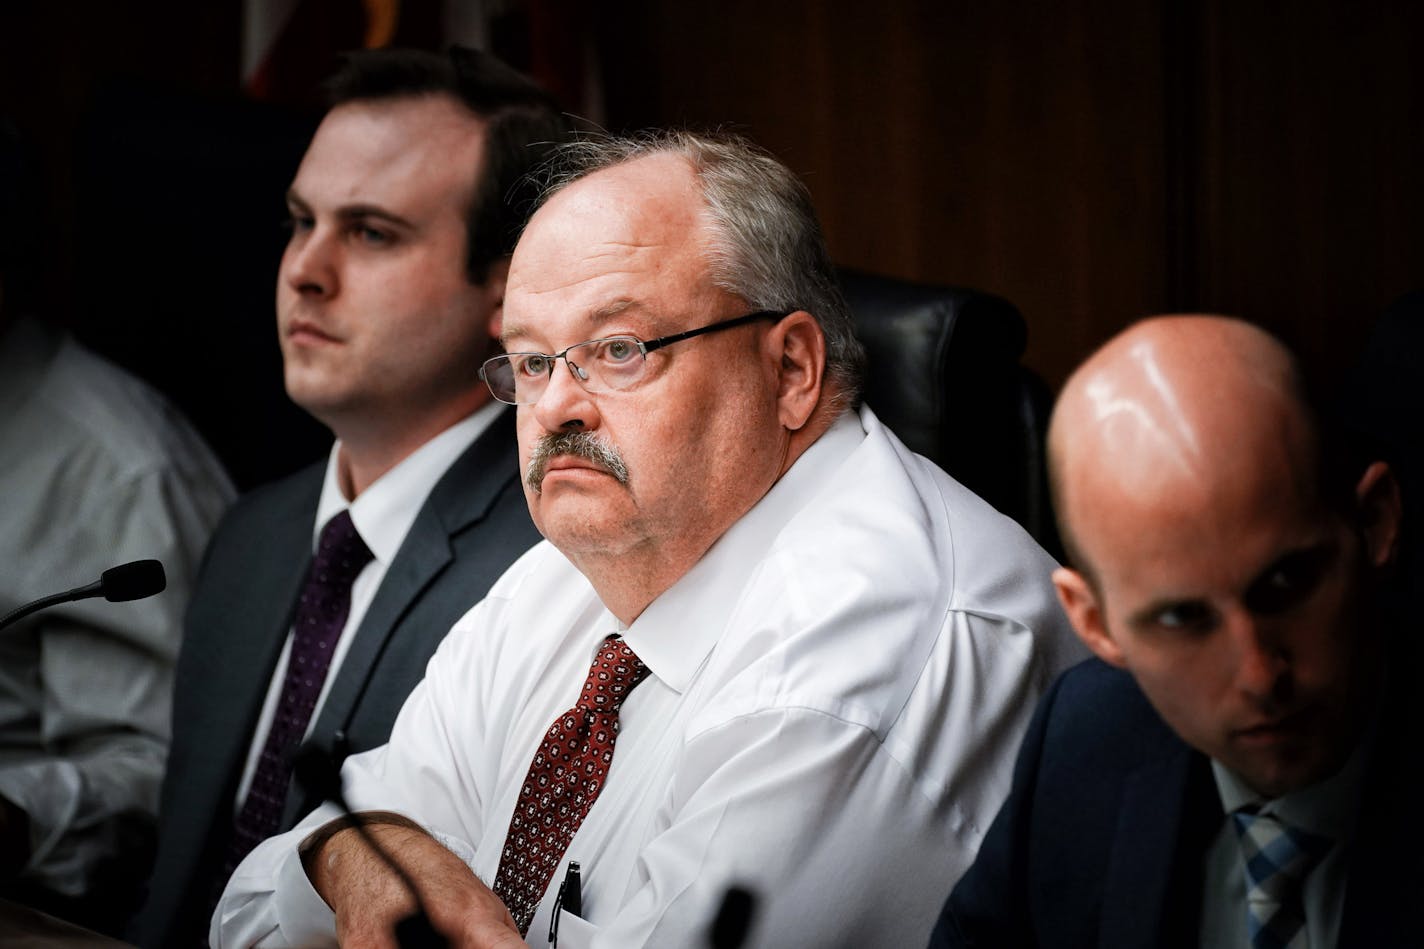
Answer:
[{"xmin": 300, "ymin": 813, "xmax": 523, "ymax": 949}]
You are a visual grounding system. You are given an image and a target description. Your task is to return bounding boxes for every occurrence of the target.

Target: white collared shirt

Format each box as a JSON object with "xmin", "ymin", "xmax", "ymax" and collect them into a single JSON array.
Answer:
[
  {"xmin": 0, "ymin": 317, "xmax": 235, "ymax": 896},
  {"xmin": 216, "ymin": 405, "xmax": 1085, "ymax": 948},
  {"xmin": 1199, "ymin": 745, "xmax": 1366, "ymax": 948},
  {"xmin": 233, "ymin": 401, "xmax": 504, "ymax": 808}
]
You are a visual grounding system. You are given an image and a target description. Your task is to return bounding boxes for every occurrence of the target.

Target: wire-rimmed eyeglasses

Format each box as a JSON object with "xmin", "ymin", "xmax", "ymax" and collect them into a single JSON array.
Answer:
[{"xmin": 479, "ymin": 310, "xmax": 788, "ymax": 406}]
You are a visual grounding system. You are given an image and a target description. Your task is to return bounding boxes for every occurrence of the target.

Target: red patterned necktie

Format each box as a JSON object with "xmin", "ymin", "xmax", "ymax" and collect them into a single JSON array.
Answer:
[{"xmin": 493, "ymin": 634, "xmax": 651, "ymax": 934}]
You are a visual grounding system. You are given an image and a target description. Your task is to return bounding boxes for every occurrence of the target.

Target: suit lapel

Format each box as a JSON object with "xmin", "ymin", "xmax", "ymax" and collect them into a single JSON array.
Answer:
[
  {"xmin": 1100, "ymin": 745, "xmax": 1216, "ymax": 949},
  {"xmin": 139, "ymin": 471, "xmax": 321, "ymax": 949},
  {"xmin": 201, "ymin": 471, "xmax": 319, "ymax": 801},
  {"xmin": 289, "ymin": 410, "xmax": 521, "ymax": 823}
]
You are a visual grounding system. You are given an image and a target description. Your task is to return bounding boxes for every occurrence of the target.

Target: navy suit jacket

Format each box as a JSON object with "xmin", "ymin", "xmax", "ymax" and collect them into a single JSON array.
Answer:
[
  {"xmin": 931, "ymin": 658, "xmax": 1421, "ymax": 949},
  {"xmin": 131, "ymin": 409, "xmax": 543, "ymax": 948}
]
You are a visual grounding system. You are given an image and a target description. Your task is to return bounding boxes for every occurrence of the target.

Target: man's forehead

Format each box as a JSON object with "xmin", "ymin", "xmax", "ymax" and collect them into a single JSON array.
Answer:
[
  {"xmin": 1076, "ymin": 458, "xmax": 1331, "ymax": 604},
  {"xmin": 296, "ymin": 95, "xmax": 486, "ymax": 200},
  {"xmin": 504, "ymin": 155, "xmax": 718, "ymax": 342},
  {"xmin": 1064, "ymin": 393, "xmax": 1315, "ymax": 534},
  {"xmin": 501, "ymin": 298, "xmax": 657, "ymax": 346}
]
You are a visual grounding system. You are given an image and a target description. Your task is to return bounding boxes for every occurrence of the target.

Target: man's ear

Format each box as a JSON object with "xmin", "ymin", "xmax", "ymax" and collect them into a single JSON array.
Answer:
[
  {"xmin": 480, "ymin": 257, "xmax": 511, "ymax": 341},
  {"xmin": 1053, "ymin": 566, "xmax": 1126, "ymax": 668},
  {"xmin": 768, "ymin": 310, "xmax": 825, "ymax": 431},
  {"xmin": 1355, "ymin": 460, "xmax": 1403, "ymax": 568}
]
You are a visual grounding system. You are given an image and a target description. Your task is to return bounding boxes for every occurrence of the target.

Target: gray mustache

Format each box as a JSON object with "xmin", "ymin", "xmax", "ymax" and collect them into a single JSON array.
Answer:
[{"xmin": 525, "ymin": 431, "xmax": 630, "ymax": 494}]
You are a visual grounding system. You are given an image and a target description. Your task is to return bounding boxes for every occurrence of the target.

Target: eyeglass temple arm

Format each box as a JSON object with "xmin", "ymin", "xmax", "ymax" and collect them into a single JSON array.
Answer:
[{"xmin": 639, "ymin": 310, "xmax": 788, "ymax": 354}]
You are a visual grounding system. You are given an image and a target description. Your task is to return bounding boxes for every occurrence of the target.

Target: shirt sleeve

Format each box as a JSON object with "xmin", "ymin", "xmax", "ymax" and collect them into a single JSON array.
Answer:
[
  {"xmin": 0, "ymin": 460, "xmax": 233, "ymax": 896},
  {"xmin": 212, "ymin": 792, "xmax": 486, "ymax": 949},
  {"xmin": 212, "ymin": 597, "xmax": 506, "ymax": 947},
  {"xmin": 209, "ymin": 800, "xmax": 343, "ymax": 949}
]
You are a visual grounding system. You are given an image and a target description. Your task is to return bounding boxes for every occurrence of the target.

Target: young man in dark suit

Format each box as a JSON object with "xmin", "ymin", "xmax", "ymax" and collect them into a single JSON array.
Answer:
[
  {"xmin": 932, "ymin": 315, "xmax": 1416, "ymax": 948},
  {"xmin": 131, "ymin": 48, "xmax": 567, "ymax": 947}
]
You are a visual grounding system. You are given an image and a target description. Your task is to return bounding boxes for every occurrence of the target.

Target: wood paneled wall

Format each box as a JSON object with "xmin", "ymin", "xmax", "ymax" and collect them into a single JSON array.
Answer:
[
  {"xmin": 596, "ymin": 0, "xmax": 1424, "ymax": 389},
  {"xmin": 3, "ymin": 0, "xmax": 1419, "ymax": 398}
]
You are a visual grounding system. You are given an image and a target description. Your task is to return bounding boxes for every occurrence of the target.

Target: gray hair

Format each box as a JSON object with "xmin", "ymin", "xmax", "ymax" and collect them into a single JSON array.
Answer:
[{"xmin": 532, "ymin": 130, "xmax": 865, "ymax": 409}]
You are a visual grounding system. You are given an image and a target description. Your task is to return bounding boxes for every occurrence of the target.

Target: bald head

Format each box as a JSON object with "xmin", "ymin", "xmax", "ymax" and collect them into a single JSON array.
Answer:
[
  {"xmin": 1049, "ymin": 316, "xmax": 1315, "ymax": 577},
  {"xmin": 1046, "ymin": 316, "xmax": 1401, "ymax": 797}
]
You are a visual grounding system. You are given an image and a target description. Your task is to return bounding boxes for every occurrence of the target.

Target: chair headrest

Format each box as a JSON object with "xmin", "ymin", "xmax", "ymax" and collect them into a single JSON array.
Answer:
[{"xmin": 838, "ymin": 269, "xmax": 1055, "ymax": 552}]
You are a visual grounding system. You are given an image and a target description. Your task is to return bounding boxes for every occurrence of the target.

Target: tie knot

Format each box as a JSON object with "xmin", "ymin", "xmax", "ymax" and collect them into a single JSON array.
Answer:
[
  {"xmin": 576, "ymin": 634, "xmax": 650, "ymax": 714},
  {"xmin": 313, "ymin": 510, "xmax": 374, "ymax": 588},
  {"xmin": 1232, "ymin": 808, "xmax": 1332, "ymax": 895}
]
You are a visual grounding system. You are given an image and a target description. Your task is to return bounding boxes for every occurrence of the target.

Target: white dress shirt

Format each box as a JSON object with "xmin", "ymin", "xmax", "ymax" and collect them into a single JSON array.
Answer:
[
  {"xmin": 215, "ymin": 405, "xmax": 1084, "ymax": 948},
  {"xmin": 233, "ymin": 401, "xmax": 503, "ymax": 807},
  {"xmin": 0, "ymin": 316, "xmax": 234, "ymax": 897}
]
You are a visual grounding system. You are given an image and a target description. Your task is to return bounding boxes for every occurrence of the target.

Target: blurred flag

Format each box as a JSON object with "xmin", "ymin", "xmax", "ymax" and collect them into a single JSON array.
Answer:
[
  {"xmin": 241, "ymin": 0, "xmax": 408, "ymax": 102},
  {"xmin": 240, "ymin": 0, "xmax": 598, "ymax": 121}
]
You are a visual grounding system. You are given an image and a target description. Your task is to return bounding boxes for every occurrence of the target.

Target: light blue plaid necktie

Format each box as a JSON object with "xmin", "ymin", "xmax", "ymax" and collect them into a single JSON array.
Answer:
[{"xmin": 1232, "ymin": 807, "xmax": 1332, "ymax": 949}]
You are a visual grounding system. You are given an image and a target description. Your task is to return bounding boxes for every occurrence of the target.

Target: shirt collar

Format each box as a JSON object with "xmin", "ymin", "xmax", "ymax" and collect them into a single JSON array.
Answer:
[
  {"xmin": 622, "ymin": 408, "xmax": 867, "ymax": 693},
  {"xmin": 1211, "ymin": 729, "xmax": 1370, "ymax": 843},
  {"xmin": 315, "ymin": 401, "xmax": 504, "ymax": 563}
]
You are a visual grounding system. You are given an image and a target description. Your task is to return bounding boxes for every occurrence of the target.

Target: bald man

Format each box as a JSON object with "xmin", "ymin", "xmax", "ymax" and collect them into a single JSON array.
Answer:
[{"xmin": 929, "ymin": 316, "xmax": 1420, "ymax": 948}]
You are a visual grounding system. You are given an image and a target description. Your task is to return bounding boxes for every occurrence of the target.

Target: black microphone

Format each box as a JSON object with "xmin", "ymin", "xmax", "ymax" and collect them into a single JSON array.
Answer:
[
  {"xmin": 709, "ymin": 886, "xmax": 758, "ymax": 949},
  {"xmin": 0, "ymin": 559, "xmax": 166, "ymax": 631},
  {"xmin": 292, "ymin": 739, "xmax": 450, "ymax": 949}
]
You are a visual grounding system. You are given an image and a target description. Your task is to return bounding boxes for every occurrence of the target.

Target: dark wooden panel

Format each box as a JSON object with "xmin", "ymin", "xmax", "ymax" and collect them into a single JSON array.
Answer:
[
  {"xmin": 4, "ymin": 0, "xmax": 1417, "ymax": 397},
  {"xmin": 1186, "ymin": 0, "xmax": 1424, "ymax": 386},
  {"xmin": 596, "ymin": 0, "xmax": 1423, "ymax": 390},
  {"xmin": 597, "ymin": 0, "xmax": 1169, "ymax": 386}
]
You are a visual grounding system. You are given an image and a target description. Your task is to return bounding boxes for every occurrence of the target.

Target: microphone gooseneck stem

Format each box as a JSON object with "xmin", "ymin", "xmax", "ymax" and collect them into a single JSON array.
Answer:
[
  {"xmin": 334, "ymin": 804, "xmax": 448, "ymax": 949},
  {"xmin": 0, "ymin": 584, "xmax": 102, "ymax": 632},
  {"xmin": 299, "ymin": 737, "xmax": 449, "ymax": 949}
]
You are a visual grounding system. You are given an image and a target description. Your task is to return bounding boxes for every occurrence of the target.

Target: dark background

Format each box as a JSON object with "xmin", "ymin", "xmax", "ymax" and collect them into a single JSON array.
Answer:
[{"xmin": 2, "ymin": 0, "xmax": 1420, "ymax": 490}]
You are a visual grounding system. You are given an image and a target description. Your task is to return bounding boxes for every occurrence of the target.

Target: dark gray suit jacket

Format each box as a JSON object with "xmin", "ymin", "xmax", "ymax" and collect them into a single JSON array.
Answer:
[
  {"xmin": 130, "ymin": 409, "xmax": 542, "ymax": 948},
  {"xmin": 930, "ymin": 657, "xmax": 1422, "ymax": 948}
]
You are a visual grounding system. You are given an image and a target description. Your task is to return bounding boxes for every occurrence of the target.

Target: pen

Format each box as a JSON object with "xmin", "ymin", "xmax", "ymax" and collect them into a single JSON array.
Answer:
[
  {"xmin": 549, "ymin": 860, "xmax": 583, "ymax": 945},
  {"xmin": 562, "ymin": 860, "xmax": 582, "ymax": 917}
]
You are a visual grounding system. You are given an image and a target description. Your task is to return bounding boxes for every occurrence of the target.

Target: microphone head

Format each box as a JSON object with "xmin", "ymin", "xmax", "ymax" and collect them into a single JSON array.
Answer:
[
  {"xmin": 710, "ymin": 886, "xmax": 757, "ymax": 949},
  {"xmin": 292, "ymin": 740, "xmax": 345, "ymax": 805},
  {"xmin": 100, "ymin": 560, "xmax": 166, "ymax": 602}
]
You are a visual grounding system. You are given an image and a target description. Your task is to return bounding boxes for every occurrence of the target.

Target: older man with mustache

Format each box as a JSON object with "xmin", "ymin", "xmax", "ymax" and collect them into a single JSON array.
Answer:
[{"xmin": 213, "ymin": 130, "xmax": 1082, "ymax": 949}]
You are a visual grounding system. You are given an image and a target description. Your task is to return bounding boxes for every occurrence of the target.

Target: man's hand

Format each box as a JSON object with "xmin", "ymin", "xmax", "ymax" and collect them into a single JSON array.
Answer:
[{"xmin": 303, "ymin": 813, "xmax": 525, "ymax": 949}]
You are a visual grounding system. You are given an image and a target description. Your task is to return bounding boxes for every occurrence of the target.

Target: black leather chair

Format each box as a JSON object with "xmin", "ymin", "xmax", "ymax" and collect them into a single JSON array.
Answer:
[{"xmin": 839, "ymin": 269, "xmax": 1060, "ymax": 560}]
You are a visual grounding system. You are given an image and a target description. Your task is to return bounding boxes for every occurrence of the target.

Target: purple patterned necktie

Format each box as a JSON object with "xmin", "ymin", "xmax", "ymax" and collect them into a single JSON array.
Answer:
[
  {"xmin": 493, "ymin": 634, "xmax": 651, "ymax": 935},
  {"xmin": 224, "ymin": 508, "xmax": 373, "ymax": 873}
]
